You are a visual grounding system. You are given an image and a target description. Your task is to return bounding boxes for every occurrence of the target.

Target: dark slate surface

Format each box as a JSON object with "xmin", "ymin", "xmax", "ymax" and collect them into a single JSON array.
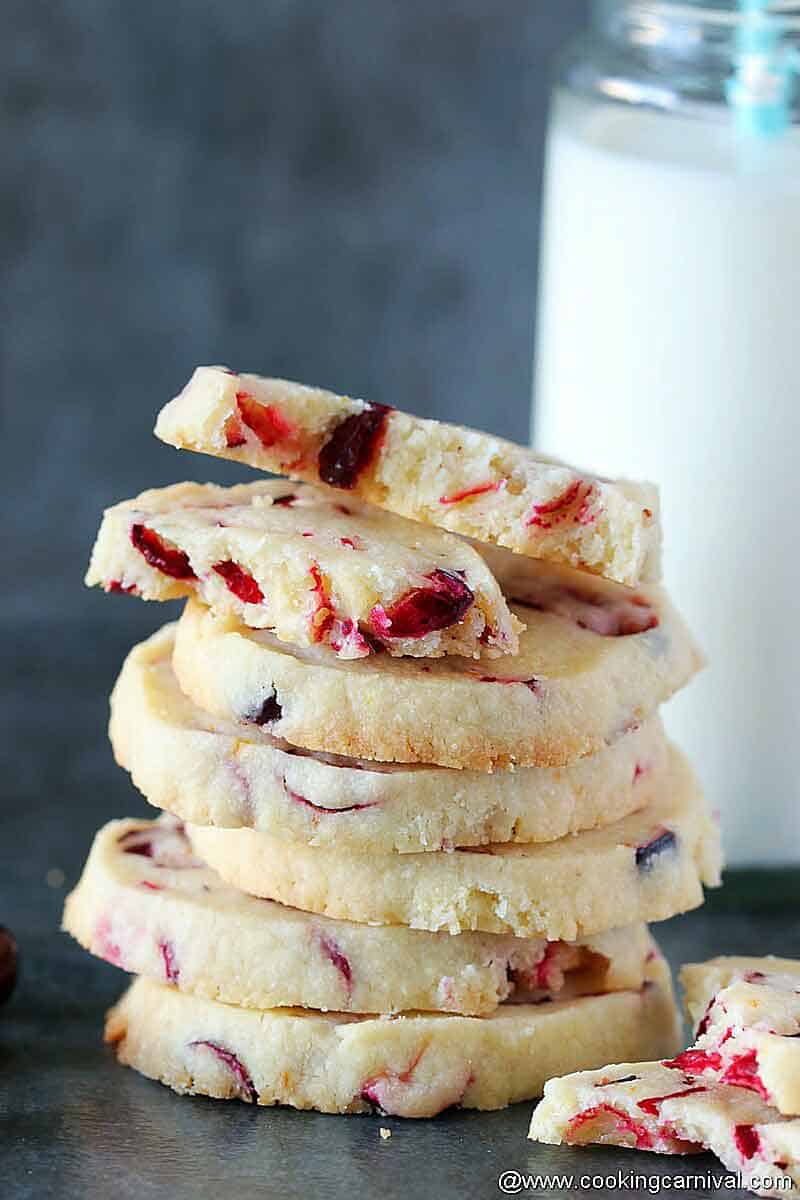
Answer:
[{"xmin": 3, "ymin": 621, "xmax": 799, "ymax": 1200}]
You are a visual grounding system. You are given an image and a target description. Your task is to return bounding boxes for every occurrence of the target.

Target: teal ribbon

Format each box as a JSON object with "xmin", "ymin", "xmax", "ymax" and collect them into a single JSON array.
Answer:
[{"xmin": 726, "ymin": 0, "xmax": 798, "ymax": 135}]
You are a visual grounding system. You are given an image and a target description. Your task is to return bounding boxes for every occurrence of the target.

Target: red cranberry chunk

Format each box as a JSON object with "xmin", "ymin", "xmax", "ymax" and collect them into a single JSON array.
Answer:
[
  {"xmin": 317, "ymin": 933, "xmax": 352, "ymax": 994},
  {"xmin": 130, "ymin": 525, "xmax": 196, "ymax": 580},
  {"xmin": 236, "ymin": 392, "xmax": 293, "ymax": 448},
  {"xmin": 0, "ymin": 926, "xmax": 18, "ymax": 1006},
  {"xmin": 371, "ymin": 569, "xmax": 474, "ymax": 640},
  {"xmin": 159, "ymin": 940, "xmax": 180, "ymax": 985},
  {"xmin": 117, "ymin": 829, "xmax": 154, "ymax": 858},
  {"xmin": 318, "ymin": 404, "xmax": 391, "ymax": 489},
  {"xmin": 734, "ymin": 1123, "xmax": 761, "ymax": 1161},
  {"xmin": 189, "ymin": 1040, "xmax": 258, "ymax": 1103},
  {"xmin": 246, "ymin": 694, "xmax": 282, "ymax": 726},
  {"xmin": 637, "ymin": 1086, "xmax": 706, "ymax": 1115},
  {"xmin": 566, "ymin": 1104, "xmax": 654, "ymax": 1150},
  {"xmin": 721, "ymin": 1050, "xmax": 770, "ymax": 1101},
  {"xmin": 663, "ymin": 1049, "xmax": 723, "ymax": 1074},
  {"xmin": 635, "ymin": 829, "xmax": 677, "ymax": 872},
  {"xmin": 212, "ymin": 561, "xmax": 264, "ymax": 605}
]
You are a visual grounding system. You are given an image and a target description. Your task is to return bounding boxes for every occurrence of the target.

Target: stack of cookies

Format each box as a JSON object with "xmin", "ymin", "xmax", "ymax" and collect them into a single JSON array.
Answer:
[{"xmin": 63, "ymin": 366, "xmax": 722, "ymax": 1117}]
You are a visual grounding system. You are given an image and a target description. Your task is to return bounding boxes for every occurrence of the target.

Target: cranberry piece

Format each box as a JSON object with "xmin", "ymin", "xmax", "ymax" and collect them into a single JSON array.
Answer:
[
  {"xmin": 284, "ymin": 782, "xmax": 377, "ymax": 814},
  {"xmin": 596, "ymin": 1075, "xmax": 639, "ymax": 1086},
  {"xmin": 566, "ymin": 1104, "xmax": 654, "ymax": 1150},
  {"xmin": 189, "ymin": 1040, "xmax": 258, "ymax": 1103},
  {"xmin": 159, "ymin": 940, "xmax": 180, "ymax": 985},
  {"xmin": 318, "ymin": 404, "xmax": 391, "ymax": 489},
  {"xmin": 247, "ymin": 694, "xmax": 282, "ymax": 725},
  {"xmin": 634, "ymin": 828, "xmax": 677, "ymax": 872},
  {"xmin": 439, "ymin": 480, "xmax": 503, "ymax": 505},
  {"xmin": 212, "ymin": 561, "xmax": 264, "ymax": 605},
  {"xmin": 272, "ymin": 493, "xmax": 298, "ymax": 507},
  {"xmin": 721, "ymin": 1050, "xmax": 770, "ymax": 1101},
  {"xmin": 744, "ymin": 970, "xmax": 767, "ymax": 984},
  {"xmin": 130, "ymin": 525, "xmax": 196, "ymax": 580},
  {"xmin": 695, "ymin": 996, "xmax": 716, "ymax": 1037},
  {"xmin": 662, "ymin": 1049, "xmax": 723, "ymax": 1074},
  {"xmin": 527, "ymin": 480, "xmax": 598, "ymax": 529},
  {"xmin": 734, "ymin": 1124, "xmax": 761, "ymax": 1161},
  {"xmin": 0, "ymin": 927, "xmax": 18, "ymax": 1005},
  {"xmin": 317, "ymin": 933, "xmax": 352, "ymax": 994},
  {"xmin": 223, "ymin": 414, "xmax": 246, "ymax": 447},
  {"xmin": 637, "ymin": 1086, "xmax": 706, "ymax": 1115},
  {"xmin": 370, "ymin": 569, "xmax": 474, "ymax": 640},
  {"xmin": 107, "ymin": 580, "xmax": 139, "ymax": 595},
  {"xmin": 236, "ymin": 391, "xmax": 293, "ymax": 448},
  {"xmin": 117, "ymin": 829, "xmax": 154, "ymax": 857}
]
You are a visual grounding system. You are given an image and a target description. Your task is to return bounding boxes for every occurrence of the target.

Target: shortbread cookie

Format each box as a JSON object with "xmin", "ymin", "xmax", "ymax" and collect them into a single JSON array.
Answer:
[
  {"xmin": 172, "ymin": 570, "xmax": 700, "ymax": 769},
  {"xmin": 188, "ymin": 751, "xmax": 722, "ymax": 939},
  {"xmin": 112, "ymin": 626, "xmax": 670, "ymax": 852},
  {"xmin": 104, "ymin": 951, "xmax": 680, "ymax": 1117},
  {"xmin": 671, "ymin": 958, "xmax": 800, "ymax": 1116},
  {"xmin": 529, "ymin": 1061, "xmax": 800, "ymax": 1198},
  {"xmin": 86, "ymin": 480, "xmax": 522, "ymax": 660},
  {"xmin": 154, "ymin": 366, "xmax": 661, "ymax": 586},
  {"xmin": 63, "ymin": 816, "xmax": 654, "ymax": 1016}
]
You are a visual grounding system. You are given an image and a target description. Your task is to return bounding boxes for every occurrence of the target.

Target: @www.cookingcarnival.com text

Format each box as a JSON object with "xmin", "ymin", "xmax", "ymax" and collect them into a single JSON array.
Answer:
[{"xmin": 497, "ymin": 1167, "xmax": 792, "ymax": 1193}]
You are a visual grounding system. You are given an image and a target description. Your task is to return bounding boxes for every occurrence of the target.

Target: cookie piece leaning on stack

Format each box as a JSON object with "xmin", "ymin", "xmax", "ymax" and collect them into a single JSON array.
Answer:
[{"xmin": 64, "ymin": 367, "xmax": 722, "ymax": 1118}]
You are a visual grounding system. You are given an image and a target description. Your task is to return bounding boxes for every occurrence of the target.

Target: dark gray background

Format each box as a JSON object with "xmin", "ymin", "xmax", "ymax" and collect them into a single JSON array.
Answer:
[{"xmin": 3, "ymin": 0, "xmax": 587, "ymax": 628}]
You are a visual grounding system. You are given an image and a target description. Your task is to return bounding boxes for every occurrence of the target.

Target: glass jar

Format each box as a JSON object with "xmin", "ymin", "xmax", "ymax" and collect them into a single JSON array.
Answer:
[{"xmin": 532, "ymin": 1, "xmax": 800, "ymax": 864}]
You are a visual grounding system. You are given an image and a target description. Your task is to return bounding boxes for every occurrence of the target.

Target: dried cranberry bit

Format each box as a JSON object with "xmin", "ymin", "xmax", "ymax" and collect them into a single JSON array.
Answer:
[
  {"xmin": 662, "ymin": 1049, "xmax": 723, "ymax": 1074},
  {"xmin": 117, "ymin": 829, "xmax": 154, "ymax": 858},
  {"xmin": 235, "ymin": 391, "xmax": 294, "ymax": 449},
  {"xmin": 439, "ymin": 480, "xmax": 504, "ymax": 505},
  {"xmin": 370, "ymin": 569, "xmax": 474, "ymax": 640},
  {"xmin": 317, "ymin": 933, "xmax": 352, "ymax": 994},
  {"xmin": 107, "ymin": 580, "xmax": 139, "ymax": 595},
  {"xmin": 159, "ymin": 940, "xmax": 180, "ymax": 985},
  {"xmin": 329, "ymin": 618, "xmax": 371, "ymax": 657},
  {"xmin": 284, "ymin": 781, "xmax": 377, "ymax": 814},
  {"xmin": 130, "ymin": 524, "xmax": 196, "ymax": 581},
  {"xmin": 734, "ymin": 1124, "xmax": 761, "ymax": 1161},
  {"xmin": 317, "ymin": 403, "xmax": 391, "ymax": 489},
  {"xmin": 360, "ymin": 1044, "xmax": 428, "ymax": 1113},
  {"xmin": 527, "ymin": 480, "xmax": 600, "ymax": 530},
  {"xmin": 223, "ymin": 413, "xmax": 246, "ymax": 447},
  {"xmin": 189, "ymin": 1040, "xmax": 258, "ymax": 1104},
  {"xmin": 635, "ymin": 828, "xmax": 678, "ymax": 872},
  {"xmin": 212, "ymin": 560, "xmax": 264, "ymax": 605},
  {"xmin": 695, "ymin": 996, "xmax": 716, "ymax": 1038},
  {"xmin": 139, "ymin": 880, "xmax": 163, "ymax": 892},
  {"xmin": 0, "ymin": 926, "xmax": 18, "ymax": 1006},
  {"xmin": 744, "ymin": 971, "xmax": 767, "ymax": 984},
  {"xmin": 721, "ymin": 1050, "xmax": 770, "ymax": 1101},
  {"xmin": 565, "ymin": 1104, "xmax": 654, "ymax": 1150},
  {"xmin": 637, "ymin": 1086, "xmax": 707, "ymax": 1116},
  {"xmin": 246, "ymin": 694, "xmax": 282, "ymax": 726},
  {"xmin": 474, "ymin": 674, "xmax": 541, "ymax": 694},
  {"xmin": 272, "ymin": 493, "xmax": 298, "ymax": 507},
  {"xmin": 595, "ymin": 1075, "xmax": 639, "ymax": 1087}
]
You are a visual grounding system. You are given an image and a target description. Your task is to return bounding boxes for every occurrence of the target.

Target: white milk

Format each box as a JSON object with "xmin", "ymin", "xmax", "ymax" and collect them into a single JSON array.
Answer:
[{"xmin": 533, "ymin": 91, "xmax": 800, "ymax": 863}]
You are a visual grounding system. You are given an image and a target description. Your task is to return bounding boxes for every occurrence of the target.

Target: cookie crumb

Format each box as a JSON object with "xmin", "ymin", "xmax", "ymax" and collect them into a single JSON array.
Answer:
[{"xmin": 379, "ymin": 1127, "xmax": 392, "ymax": 1140}]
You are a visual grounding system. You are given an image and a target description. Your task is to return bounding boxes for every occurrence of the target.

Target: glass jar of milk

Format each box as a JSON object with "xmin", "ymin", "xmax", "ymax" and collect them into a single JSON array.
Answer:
[{"xmin": 533, "ymin": 1, "xmax": 800, "ymax": 863}]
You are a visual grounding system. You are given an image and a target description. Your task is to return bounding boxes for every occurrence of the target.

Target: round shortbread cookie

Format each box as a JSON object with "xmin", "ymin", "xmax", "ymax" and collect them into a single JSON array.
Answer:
[
  {"xmin": 188, "ymin": 749, "xmax": 722, "ymax": 940},
  {"xmin": 154, "ymin": 365, "xmax": 661, "ymax": 587},
  {"xmin": 172, "ymin": 571, "xmax": 701, "ymax": 769},
  {"xmin": 111, "ymin": 625, "xmax": 670, "ymax": 852},
  {"xmin": 85, "ymin": 479, "xmax": 522, "ymax": 660},
  {"xmin": 63, "ymin": 816, "xmax": 653, "ymax": 1016},
  {"xmin": 104, "ymin": 952, "xmax": 680, "ymax": 1117}
]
